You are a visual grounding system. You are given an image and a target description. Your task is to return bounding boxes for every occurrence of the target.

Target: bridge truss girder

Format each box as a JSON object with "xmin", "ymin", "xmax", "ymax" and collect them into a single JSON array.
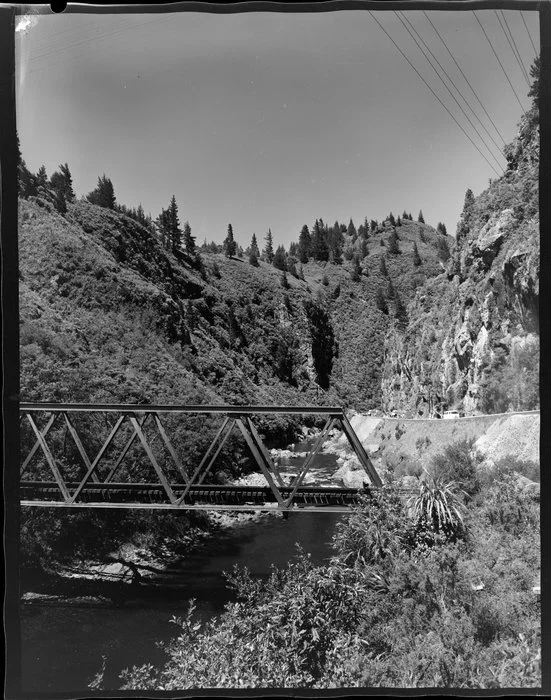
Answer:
[{"xmin": 19, "ymin": 404, "xmax": 382, "ymax": 512}]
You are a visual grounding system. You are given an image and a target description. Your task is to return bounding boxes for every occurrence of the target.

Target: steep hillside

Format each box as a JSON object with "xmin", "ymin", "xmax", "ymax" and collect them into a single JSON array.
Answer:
[
  {"xmin": 382, "ymin": 82, "xmax": 539, "ymax": 417},
  {"xmin": 19, "ymin": 197, "xmax": 449, "ymax": 416}
]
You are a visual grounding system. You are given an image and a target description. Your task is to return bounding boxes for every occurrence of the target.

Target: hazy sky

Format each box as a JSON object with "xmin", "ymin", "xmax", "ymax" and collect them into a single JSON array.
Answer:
[{"xmin": 16, "ymin": 8, "xmax": 539, "ymax": 247}]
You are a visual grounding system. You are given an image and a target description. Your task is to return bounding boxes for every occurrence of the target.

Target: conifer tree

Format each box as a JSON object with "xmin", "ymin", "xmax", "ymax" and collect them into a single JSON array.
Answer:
[
  {"xmin": 329, "ymin": 221, "xmax": 344, "ymax": 264},
  {"xmin": 281, "ymin": 271, "xmax": 290, "ymax": 289},
  {"xmin": 264, "ymin": 228, "xmax": 274, "ymax": 263},
  {"xmin": 388, "ymin": 212, "xmax": 396, "ymax": 226},
  {"xmin": 350, "ymin": 255, "xmax": 362, "ymax": 282},
  {"xmin": 298, "ymin": 264, "xmax": 305, "ymax": 281},
  {"xmin": 413, "ymin": 241, "xmax": 422, "ymax": 266},
  {"xmin": 183, "ymin": 221, "xmax": 196, "ymax": 254},
  {"xmin": 359, "ymin": 238, "xmax": 368, "ymax": 259},
  {"xmin": 370, "ymin": 219, "xmax": 378, "ymax": 233},
  {"xmin": 36, "ymin": 165, "xmax": 48, "ymax": 190},
  {"xmin": 347, "ymin": 218, "xmax": 357, "ymax": 239},
  {"xmin": 396, "ymin": 215, "xmax": 402, "ymax": 227},
  {"xmin": 297, "ymin": 224, "xmax": 311, "ymax": 263},
  {"xmin": 165, "ymin": 195, "xmax": 182, "ymax": 253},
  {"xmin": 250, "ymin": 233, "xmax": 260, "ymax": 259},
  {"xmin": 87, "ymin": 174, "xmax": 116, "ymax": 209},
  {"xmin": 50, "ymin": 163, "xmax": 75, "ymax": 211},
  {"xmin": 287, "ymin": 258, "xmax": 298, "ymax": 277},
  {"xmin": 456, "ymin": 189, "xmax": 475, "ymax": 240},
  {"xmin": 417, "ymin": 210, "xmax": 425, "ymax": 224},
  {"xmin": 224, "ymin": 223, "xmax": 237, "ymax": 258},
  {"xmin": 387, "ymin": 229, "xmax": 400, "ymax": 255},
  {"xmin": 249, "ymin": 249, "xmax": 259, "ymax": 267},
  {"xmin": 379, "ymin": 255, "xmax": 388, "ymax": 277},
  {"xmin": 311, "ymin": 219, "xmax": 329, "ymax": 262},
  {"xmin": 273, "ymin": 244, "xmax": 287, "ymax": 271}
]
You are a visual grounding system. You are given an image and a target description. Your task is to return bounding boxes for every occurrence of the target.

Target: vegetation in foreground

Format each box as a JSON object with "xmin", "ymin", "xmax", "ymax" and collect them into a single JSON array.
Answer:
[{"xmin": 116, "ymin": 441, "xmax": 540, "ymax": 690}]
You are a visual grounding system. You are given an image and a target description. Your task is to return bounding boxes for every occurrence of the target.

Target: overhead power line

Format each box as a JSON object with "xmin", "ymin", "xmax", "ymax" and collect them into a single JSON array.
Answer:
[
  {"xmin": 495, "ymin": 10, "xmax": 530, "ymax": 86},
  {"xmin": 500, "ymin": 11, "xmax": 531, "ymax": 81},
  {"xmin": 367, "ymin": 11, "xmax": 501, "ymax": 178},
  {"xmin": 472, "ymin": 10, "xmax": 525, "ymax": 112},
  {"xmin": 521, "ymin": 11, "xmax": 538, "ymax": 58},
  {"xmin": 422, "ymin": 10, "xmax": 507, "ymax": 146},
  {"xmin": 397, "ymin": 11, "xmax": 504, "ymax": 169}
]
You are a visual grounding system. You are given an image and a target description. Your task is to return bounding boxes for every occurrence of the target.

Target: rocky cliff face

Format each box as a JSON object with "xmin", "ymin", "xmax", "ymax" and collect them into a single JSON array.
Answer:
[{"xmin": 382, "ymin": 90, "xmax": 539, "ymax": 417}]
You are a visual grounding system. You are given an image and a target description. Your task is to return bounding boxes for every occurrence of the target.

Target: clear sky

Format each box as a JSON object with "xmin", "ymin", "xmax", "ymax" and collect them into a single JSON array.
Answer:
[{"xmin": 16, "ymin": 7, "xmax": 539, "ymax": 248}]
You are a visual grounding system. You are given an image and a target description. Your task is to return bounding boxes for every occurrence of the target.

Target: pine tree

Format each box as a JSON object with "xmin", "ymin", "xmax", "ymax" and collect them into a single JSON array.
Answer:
[
  {"xmin": 155, "ymin": 208, "xmax": 169, "ymax": 248},
  {"xmin": 359, "ymin": 237, "xmax": 368, "ymax": 259},
  {"xmin": 396, "ymin": 215, "xmax": 402, "ymax": 227},
  {"xmin": 287, "ymin": 258, "xmax": 298, "ymax": 277},
  {"xmin": 456, "ymin": 189, "xmax": 475, "ymax": 240},
  {"xmin": 437, "ymin": 236, "xmax": 451, "ymax": 262},
  {"xmin": 264, "ymin": 228, "xmax": 274, "ymax": 263},
  {"xmin": 311, "ymin": 219, "xmax": 329, "ymax": 262},
  {"xmin": 297, "ymin": 224, "xmax": 311, "ymax": 263},
  {"xmin": 183, "ymin": 221, "xmax": 196, "ymax": 254},
  {"xmin": 250, "ymin": 233, "xmax": 260, "ymax": 259},
  {"xmin": 273, "ymin": 244, "xmax": 287, "ymax": 271},
  {"xmin": 528, "ymin": 55, "xmax": 540, "ymax": 108},
  {"xmin": 350, "ymin": 255, "xmax": 362, "ymax": 282},
  {"xmin": 379, "ymin": 255, "xmax": 388, "ymax": 277},
  {"xmin": 36, "ymin": 165, "xmax": 48, "ymax": 189},
  {"xmin": 388, "ymin": 212, "xmax": 396, "ymax": 226},
  {"xmin": 417, "ymin": 210, "xmax": 425, "ymax": 224},
  {"xmin": 165, "ymin": 195, "xmax": 182, "ymax": 253},
  {"xmin": 224, "ymin": 223, "xmax": 237, "ymax": 258},
  {"xmin": 387, "ymin": 229, "xmax": 400, "ymax": 255},
  {"xmin": 249, "ymin": 249, "xmax": 259, "ymax": 267},
  {"xmin": 347, "ymin": 218, "xmax": 357, "ymax": 240},
  {"xmin": 298, "ymin": 264, "xmax": 305, "ymax": 281},
  {"xmin": 87, "ymin": 174, "xmax": 116, "ymax": 209},
  {"xmin": 281, "ymin": 271, "xmax": 290, "ymax": 289},
  {"xmin": 412, "ymin": 241, "xmax": 422, "ymax": 266},
  {"xmin": 50, "ymin": 163, "xmax": 75, "ymax": 211},
  {"xmin": 370, "ymin": 219, "xmax": 378, "ymax": 233},
  {"xmin": 329, "ymin": 221, "xmax": 344, "ymax": 264}
]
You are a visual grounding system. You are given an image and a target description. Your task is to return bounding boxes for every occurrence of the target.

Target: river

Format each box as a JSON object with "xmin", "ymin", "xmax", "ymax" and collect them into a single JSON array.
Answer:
[{"xmin": 20, "ymin": 442, "xmax": 346, "ymax": 692}]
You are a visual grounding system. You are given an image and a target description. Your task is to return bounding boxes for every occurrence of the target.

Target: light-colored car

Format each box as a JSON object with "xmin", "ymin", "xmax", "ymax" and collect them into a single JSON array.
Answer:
[{"xmin": 443, "ymin": 410, "xmax": 460, "ymax": 420}]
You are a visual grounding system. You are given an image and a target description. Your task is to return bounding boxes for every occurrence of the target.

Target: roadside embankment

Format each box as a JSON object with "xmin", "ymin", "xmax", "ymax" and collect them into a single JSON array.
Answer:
[{"xmin": 324, "ymin": 411, "xmax": 540, "ymax": 470}]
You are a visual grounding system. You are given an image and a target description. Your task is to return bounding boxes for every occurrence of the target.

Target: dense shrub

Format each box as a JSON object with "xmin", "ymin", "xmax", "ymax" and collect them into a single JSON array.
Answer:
[{"xmin": 429, "ymin": 438, "xmax": 482, "ymax": 497}]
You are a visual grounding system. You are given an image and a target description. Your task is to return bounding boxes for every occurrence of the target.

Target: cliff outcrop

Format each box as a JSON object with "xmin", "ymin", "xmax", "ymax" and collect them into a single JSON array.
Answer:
[{"xmin": 382, "ymin": 80, "xmax": 539, "ymax": 417}]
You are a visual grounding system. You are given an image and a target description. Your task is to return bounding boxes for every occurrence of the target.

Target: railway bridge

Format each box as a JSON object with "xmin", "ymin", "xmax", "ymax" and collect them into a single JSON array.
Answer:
[{"xmin": 20, "ymin": 403, "xmax": 383, "ymax": 514}]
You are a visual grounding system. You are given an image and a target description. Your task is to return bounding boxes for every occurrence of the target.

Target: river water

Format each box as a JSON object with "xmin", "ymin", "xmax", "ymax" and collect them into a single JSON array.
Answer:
[{"xmin": 20, "ymin": 444, "xmax": 346, "ymax": 692}]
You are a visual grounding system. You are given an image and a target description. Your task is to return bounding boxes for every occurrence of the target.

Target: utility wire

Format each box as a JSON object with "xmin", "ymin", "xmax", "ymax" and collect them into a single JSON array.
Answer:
[
  {"xmin": 367, "ymin": 11, "xmax": 501, "ymax": 178},
  {"xmin": 396, "ymin": 11, "xmax": 503, "ymax": 171},
  {"xmin": 472, "ymin": 11, "xmax": 525, "ymax": 112},
  {"xmin": 398, "ymin": 11, "xmax": 504, "ymax": 167},
  {"xmin": 521, "ymin": 10, "xmax": 538, "ymax": 59},
  {"xmin": 495, "ymin": 10, "xmax": 530, "ymax": 86},
  {"xmin": 500, "ymin": 11, "xmax": 531, "ymax": 82},
  {"xmin": 422, "ymin": 10, "xmax": 507, "ymax": 146}
]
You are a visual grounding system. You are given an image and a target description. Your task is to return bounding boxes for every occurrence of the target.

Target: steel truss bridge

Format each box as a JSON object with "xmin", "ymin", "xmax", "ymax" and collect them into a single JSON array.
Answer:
[{"xmin": 20, "ymin": 403, "xmax": 383, "ymax": 514}]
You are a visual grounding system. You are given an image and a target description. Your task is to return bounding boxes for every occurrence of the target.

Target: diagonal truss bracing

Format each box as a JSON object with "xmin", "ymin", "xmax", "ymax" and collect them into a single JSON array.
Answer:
[{"xmin": 19, "ymin": 404, "xmax": 382, "ymax": 511}]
